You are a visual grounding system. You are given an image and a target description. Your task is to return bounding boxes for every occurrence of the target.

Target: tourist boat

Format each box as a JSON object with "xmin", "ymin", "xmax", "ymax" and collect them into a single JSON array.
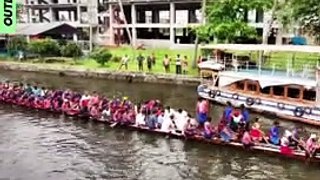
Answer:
[
  {"xmin": 197, "ymin": 44, "xmax": 320, "ymax": 126},
  {"xmin": 0, "ymin": 96, "xmax": 319, "ymax": 164}
]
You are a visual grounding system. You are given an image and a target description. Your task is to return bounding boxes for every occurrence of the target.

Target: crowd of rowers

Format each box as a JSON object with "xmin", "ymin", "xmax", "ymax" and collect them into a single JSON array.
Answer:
[{"xmin": 0, "ymin": 81, "xmax": 319, "ymax": 158}]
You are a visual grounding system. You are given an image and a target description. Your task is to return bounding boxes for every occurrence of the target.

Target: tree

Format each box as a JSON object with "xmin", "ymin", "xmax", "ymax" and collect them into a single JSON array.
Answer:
[
  {"xmin": 291, "ymin": 0, "xmax": 320, "ymax": 37},
  {"xmin": 6, "ymin": 36, "xmax": 28, "ymax": 56},
  {"xmin": 195, "ymin": 0, "xmax": 273, "ymax": 43},
  {"xmin": 28, "ymin": 38, "xmax": 60, "ymax": 58},
  {"xmin": 61, "ymin": 42, "xmax": 83, "ymax": 59},
  {"xmin": 90, "ymin": 47, "xmax": 112, "ymax": 66}
]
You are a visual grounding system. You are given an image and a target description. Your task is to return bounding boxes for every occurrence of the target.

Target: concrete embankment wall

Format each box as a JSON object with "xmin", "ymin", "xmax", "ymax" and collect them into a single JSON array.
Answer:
[{"xmin": 0, "ymin": 62, "xmax": 201, "ymax": 86}]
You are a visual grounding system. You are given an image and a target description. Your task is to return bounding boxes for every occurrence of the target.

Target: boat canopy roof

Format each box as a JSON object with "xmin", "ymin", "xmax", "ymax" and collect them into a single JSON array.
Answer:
[
  {"xmin": 218, "ymin": 70, "xmax": 316, "ymax": 89},
  {"xmin": 200, "ymin": 44, "xmax": 320, "ymax": 53},
  {"xmin": 198, "ymin": 61, "xmax": 224, "ymax": 71}
]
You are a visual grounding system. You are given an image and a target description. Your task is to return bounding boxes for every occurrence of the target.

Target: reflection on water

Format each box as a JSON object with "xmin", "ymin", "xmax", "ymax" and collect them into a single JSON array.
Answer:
[{"xmin": 0, "ymin": 71, "xmax": 319, "ymax": 180}]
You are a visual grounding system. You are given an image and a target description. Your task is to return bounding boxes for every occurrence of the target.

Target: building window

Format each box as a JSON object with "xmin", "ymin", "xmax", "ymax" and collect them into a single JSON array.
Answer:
[
  {"xmin": 273, "ymin": 86, "xmax": 284, "ymax": 96},
  {"xmin": 287, "ymin": 87, "xmax": 301, "ymax": 99},
  {"xmin": 255, "ymin": 9, "xmax": 264, "ymax": 23},
  {"xmin": 236, "ymin": 81, "xmax": 245, "ymax": 90},
  {"xmin": 303, "ymin": 89, "xmax": 316, "ymax": 101},
  {"xmin": 260, "ymin": 87, "xmax": 271, "ymax": 95}
]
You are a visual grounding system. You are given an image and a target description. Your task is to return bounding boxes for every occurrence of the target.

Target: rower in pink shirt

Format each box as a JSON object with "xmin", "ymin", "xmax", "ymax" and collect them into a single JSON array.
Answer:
[{"xmin": 305, "ymin": 134, "xmax": 318, "ymax": 157}]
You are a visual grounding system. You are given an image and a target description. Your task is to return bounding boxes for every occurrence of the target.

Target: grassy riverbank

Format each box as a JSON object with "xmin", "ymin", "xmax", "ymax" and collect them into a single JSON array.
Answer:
[
  {"xmin": 1, "ymin": 46, "xmax": 320, "ymax": 77},
  {"xmin": 1, "ymin": 46, "xmax": 199, "ymax": 77}
]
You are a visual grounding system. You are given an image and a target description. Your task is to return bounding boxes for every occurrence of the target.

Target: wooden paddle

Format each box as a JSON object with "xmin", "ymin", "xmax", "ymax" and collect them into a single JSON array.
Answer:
[{"xmin": 110, "ymin": 122, "xmax": 118, "ymax": 128}]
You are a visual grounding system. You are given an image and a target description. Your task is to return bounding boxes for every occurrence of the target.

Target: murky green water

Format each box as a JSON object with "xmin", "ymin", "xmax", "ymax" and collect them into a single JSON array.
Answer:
[{"xmin": 0, "ymin": 70, "xmax": 319, "ymax": 180}]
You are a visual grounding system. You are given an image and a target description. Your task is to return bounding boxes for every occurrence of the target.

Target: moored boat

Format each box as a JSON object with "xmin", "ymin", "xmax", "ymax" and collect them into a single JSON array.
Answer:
[{"xmin": 197, "ymin": 44, "xmax": 320, "ymax": 126}]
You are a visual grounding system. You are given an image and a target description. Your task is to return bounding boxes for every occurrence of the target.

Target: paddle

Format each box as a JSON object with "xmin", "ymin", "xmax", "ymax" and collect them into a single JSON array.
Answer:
[{"xmin": 110, "ymin": 122, "xmax": 118, "ymax": 128}]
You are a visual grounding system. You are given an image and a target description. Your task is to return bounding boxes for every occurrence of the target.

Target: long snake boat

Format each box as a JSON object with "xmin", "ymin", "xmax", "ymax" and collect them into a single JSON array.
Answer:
[{"xmin": 0, "ymin": 92, "xmax": 319, "ymax": 164}]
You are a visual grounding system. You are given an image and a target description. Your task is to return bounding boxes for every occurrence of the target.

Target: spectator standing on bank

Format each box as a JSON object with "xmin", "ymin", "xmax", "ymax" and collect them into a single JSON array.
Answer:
[
  {"xmin": 182, "ymin": 56, "xmax": 188, "ymax": 74},
  {"xmin": 118, "ymin": 54, "xmax": 129, "ymax": 70},
  {"xmin": 163, "ymin": 54, "xmax": 170, "ymax": 73},
  {"xmin": 137, "ymin": 53, "xmax": 144, "ymax": 71},
  {"xmin": 176, "ymin": 54, "xmax": 182, "ymax": 74},
  {"xmin": 151, "ymin": 53, "xmax": 156, "ymax": 65},
  {"xmin": 147, "ymin": 55, "xmax": 153, "ymax": 72}
]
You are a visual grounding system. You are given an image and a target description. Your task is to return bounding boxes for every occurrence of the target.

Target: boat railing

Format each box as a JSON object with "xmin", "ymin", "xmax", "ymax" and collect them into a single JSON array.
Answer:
[{"xmin": 227, "ymin": 64, "xmax": 316, "ymax": 79}]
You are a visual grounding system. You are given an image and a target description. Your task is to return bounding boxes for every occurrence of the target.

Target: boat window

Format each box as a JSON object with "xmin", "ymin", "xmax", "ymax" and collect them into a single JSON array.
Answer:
[
  {"xmin": 287, "ymin": 87, "xmax": 300, "ymax": 99},
  {"xmin": 273, "ymin": 86, "xmax": 284, "ymax": 96},
  {"xmin": 247, "ymin": 83, "xmax": 257, "ymax": 92},
  {"xmin": 260, "ymin": 87, "xmax": 271, "ymax": 95},
  {"xmin": 236, "ymin": 81, "xmax": 245, "ymax": 90},
  {"xmin": 303, "ymin": 89, "xmax": 316, "ymax": 101}
]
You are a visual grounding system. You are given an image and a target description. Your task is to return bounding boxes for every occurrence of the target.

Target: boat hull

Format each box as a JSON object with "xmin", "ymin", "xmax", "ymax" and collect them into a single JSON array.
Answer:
[{"xmin": 197, "ymin": 84, "xmax": 320, "ymax": 126}]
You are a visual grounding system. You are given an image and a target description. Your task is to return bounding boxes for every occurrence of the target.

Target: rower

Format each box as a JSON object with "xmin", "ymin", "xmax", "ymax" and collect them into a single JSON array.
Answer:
[
  {"xmin": 164, "ymin": 106, "xmax": 175, "ymax": 120},
  {"xmin": 250, "ymin": 117, "xmax": 264, "ymax": 142},
  {"xmin": 269, "ymin": 121, "xmax": 280, "ymax": 145},
  {"xmin": 280, "ymin": 130, "xmax": 293, "ymax": 156},
  {"xmin": 223, "ymin": 101, "xmax": 233, "ymax": 123},
  {"xmin": 135, "ymin": 109, "xmax": 146, "ymax": 126},
  {"xmin": 156, "ymin": 110, "xmax": 165, "ymax": 129},
  {"xmin": 197, "ymin": 98, "xmax": 209, "ymax": 126},
  {"xmin": 203, "ymin": 117, "xmax": 214, "ymax": 139},
  {"xmin": 305, "ymin": 134, "xmax": 319, "ymax": 158},
  {"xmin": 229, "ymin": 110, "xmax": 243, "ymax": 132},
  {"xmin": 288, "ymin": 125, "xmax": 304, "ymax": 149},
  {"xmin": 161, "ymin": 114, "xmax": 176, "ymax": 133},
  {"xmin": 240, "ymin": 104, "xmax": 250, "ymax": 129},
  {"xmin": 242, "ymin": 130, "xmax": 253, "ymax": 149},
  {"xmin": 174, "ymin": 109, "xmax": 188, "ymax": 133},
  {"xmin": 146, "ymin": 109, "xmax": 158, "ymax": 130},
  {"xmin": 183, "ymin": 114, "xmax": 197, "ymax": 137}
]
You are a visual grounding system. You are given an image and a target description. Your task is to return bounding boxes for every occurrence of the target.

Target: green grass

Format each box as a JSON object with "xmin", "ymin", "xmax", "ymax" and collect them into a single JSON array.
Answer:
[
  {"xmin": 105, "ymin": 46, "xmax": 198, "ymax": 75},
  {"xmin": 1, "ymin": 46, "xmax": 200, "ymax": 77}
]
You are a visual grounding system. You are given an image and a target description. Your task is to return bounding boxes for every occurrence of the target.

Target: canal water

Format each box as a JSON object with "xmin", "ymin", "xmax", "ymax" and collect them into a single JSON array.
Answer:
[{"xmin": 0, "ymin": 70, "xmax": 319, "ymax": 180}]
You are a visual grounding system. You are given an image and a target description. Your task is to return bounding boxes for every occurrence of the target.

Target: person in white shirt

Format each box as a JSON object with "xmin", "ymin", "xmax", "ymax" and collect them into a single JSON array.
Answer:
[
  {"xmin": 119, "ymin": 54, "xmax": 129, "ymax": 70},
  {"xmin": 161, "ymin": 114, "xmax": 176, "ymax": 132},
  {"xmin": 174, "ymin": 109, "xmax": 188, "ymax": 132},
  {"xmin": 164, "ymin": 106, "xmax": 175, "ymax": 120},
  {"xmin": 135, "ymin": 110, "xmax": 146, "ymax": 126}
]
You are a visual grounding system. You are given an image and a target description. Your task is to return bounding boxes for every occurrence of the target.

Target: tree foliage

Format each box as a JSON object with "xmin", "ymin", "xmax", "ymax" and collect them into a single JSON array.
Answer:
[
  {"xmin": 90, "ymin": 47, "xmax": 112, "ymax": 66},
  {"xmin": 28, "ymin": 38, "xmax": 60, "ymax": 57},
  {"xmin": 291, "ymin": 0, "xmax": 320, "ymax": 36},
  {"xmin": 61, "ymin": 42, "xmax": 83, "ymax": 59},
  {"xmin": 195, "ymin": 0, "xmax": 273, "ymax": 43},
  {"xmin": 6, "ymin": 36, "xmax": 28, "ymax": 56}
]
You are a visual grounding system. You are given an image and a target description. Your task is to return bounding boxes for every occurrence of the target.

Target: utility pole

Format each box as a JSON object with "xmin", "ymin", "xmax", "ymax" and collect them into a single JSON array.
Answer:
[{"xmin": 192, "ymin": 0, "xmax": 206, "ymax": 69}]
